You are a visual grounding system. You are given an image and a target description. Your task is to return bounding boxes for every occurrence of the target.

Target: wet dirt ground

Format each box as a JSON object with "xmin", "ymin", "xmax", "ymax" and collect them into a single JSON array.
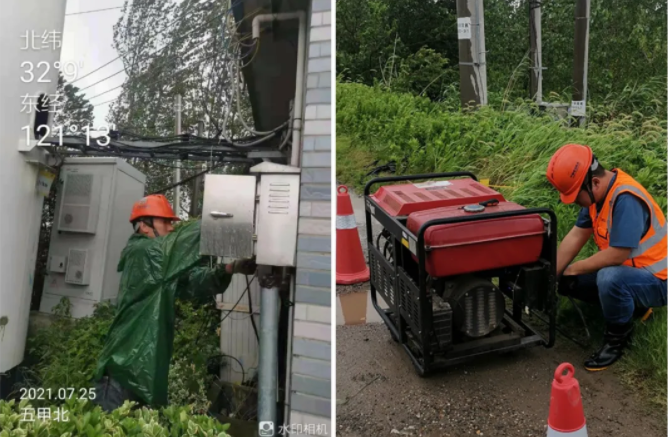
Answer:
[{"xmin": 336, "ymin": 322, "xmax": 666, "ymax": 437}]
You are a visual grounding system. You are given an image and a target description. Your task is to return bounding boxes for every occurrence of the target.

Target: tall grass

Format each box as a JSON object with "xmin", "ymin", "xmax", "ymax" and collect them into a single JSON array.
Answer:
[{"xmin": 336, "ymin": 82, "xmax": 667, "ymax": 410}]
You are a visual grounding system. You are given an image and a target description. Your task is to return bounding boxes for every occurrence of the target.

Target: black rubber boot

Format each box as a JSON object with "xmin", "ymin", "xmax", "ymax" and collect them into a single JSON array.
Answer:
[{"xmin": 584, "ymin": 322, "xmax": 633, "ymax": 372}]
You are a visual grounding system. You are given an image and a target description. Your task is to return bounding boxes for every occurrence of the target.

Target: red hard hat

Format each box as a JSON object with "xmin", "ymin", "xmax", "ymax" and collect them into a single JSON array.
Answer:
[
  {"xmin": 129, "ymin": 194, "xmax": 180, "ymax": 222},
  {"xmin": 546, "ymin": 144, "xmax": 593, "ymax": 204}
]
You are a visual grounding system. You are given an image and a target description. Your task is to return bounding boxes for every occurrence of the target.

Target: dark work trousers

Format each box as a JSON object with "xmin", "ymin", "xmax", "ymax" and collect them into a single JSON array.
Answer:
[
  {"xmin": 559, "ymin": 265, "xmax": 667, "ymax": 324},
  {"xmin": 91, "ymin": 373, "xmax": 145, "ymax": 413}
]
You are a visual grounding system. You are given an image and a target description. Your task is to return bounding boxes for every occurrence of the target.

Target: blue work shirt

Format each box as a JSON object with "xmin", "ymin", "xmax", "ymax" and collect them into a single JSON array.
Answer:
[{"xmin": 575, "ymin": 172, "xmax": 650, "ymax": 248}]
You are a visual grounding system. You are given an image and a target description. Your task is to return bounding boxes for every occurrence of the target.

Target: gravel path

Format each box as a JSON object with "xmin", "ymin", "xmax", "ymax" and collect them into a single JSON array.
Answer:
[{"xmin": 336, "ymin": 323, "xmax": 665, "ymax": 437}]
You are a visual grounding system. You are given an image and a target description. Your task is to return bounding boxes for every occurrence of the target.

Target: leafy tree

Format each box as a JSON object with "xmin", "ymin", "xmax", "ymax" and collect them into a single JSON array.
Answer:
[
  {"xmin": 107, "ymin": 0, "xmax": 256, "ymax": 213},
  {"xmin": 52, "ymin": 72, "xmax": 95, "ymax": 129},
  {"xmin": 337, "ymin": 0, "xmax": 667, "ymax": 107}
]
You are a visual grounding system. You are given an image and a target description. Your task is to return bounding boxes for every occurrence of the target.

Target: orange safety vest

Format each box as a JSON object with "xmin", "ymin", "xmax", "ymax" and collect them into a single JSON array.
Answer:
[{"xmin": 589, "ymin": 169, "xmax": 667, "ymax": 280}]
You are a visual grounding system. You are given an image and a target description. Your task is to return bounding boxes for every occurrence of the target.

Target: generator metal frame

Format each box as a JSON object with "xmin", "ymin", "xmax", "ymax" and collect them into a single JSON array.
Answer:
[{"xmin": 364, "ymin": 172, "xmax": 558, "ymax": 375}]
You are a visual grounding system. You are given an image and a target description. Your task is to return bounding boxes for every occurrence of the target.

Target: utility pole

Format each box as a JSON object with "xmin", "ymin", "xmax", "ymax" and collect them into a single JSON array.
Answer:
[
  {"xmin": 174, "ymin": 95, "xmax": 182, "ymax": 217},
  {"xmin": 189, "ymin": 120, "xmax": 205, "ymax": 217},
  {"xmin": 571, "ymin": 0, "xmax": 590, "ymax": 127},
  {"xmin": 529, "ymin": 0, "xmax": 543, "ymax": 103},
  {"xmin": 456, "ymin": 0, "xmax": 488, "ymax": 108}
]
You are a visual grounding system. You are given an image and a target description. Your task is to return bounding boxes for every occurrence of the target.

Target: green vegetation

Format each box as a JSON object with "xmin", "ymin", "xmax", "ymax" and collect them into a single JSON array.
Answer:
[
  {"xmin": 336, "ymin": 82, "xmax": 667, "ymax": 409},
  {"xmin": 6, "ymin": 297, "xmax": 227, "ymax": 434},
  {"xmin": 337, "ymin": 0, "xmax": 667, "ymax": 103}
]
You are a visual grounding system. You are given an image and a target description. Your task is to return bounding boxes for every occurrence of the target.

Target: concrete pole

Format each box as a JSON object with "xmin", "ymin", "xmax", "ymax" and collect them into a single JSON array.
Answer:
[
  {"xmin": 258, "ymin": 269, "xmax": 279, "ymax": 436},
  {"xmin": 174, "ymin": 95, "xmax": 182, "ymax": 216},
  {"xmin": 456, "ymin": 0, "xmax": 488, "ymax": 108},
  {"xmin": 571, "ymin": 0, "xmax": 590, "ymax": 127},
  {"xmin": 529, "ymin": 0, "xmax": 543, "ymax": 103},
  {"xmin": 189, "ymin": 120, "xmax": 205, "ymax": 217}
]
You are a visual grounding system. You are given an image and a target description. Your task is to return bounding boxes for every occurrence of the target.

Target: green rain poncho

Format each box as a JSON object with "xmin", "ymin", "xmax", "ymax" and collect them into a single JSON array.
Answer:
[{"xmin": 93, "ymin": 220, "xmax": 232, "ymax": 406}]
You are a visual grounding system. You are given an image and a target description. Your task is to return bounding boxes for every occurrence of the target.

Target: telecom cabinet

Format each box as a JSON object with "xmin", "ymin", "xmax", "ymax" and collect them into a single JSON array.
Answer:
[{"xmin": 40, "ymin": 158, "xmax": 146, "ymax": 318}]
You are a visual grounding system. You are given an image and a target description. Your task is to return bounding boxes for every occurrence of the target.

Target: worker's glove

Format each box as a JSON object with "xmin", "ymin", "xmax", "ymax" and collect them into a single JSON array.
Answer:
[
  {"xmin": 557, "ymin": 274, "xmax": 579, "ymax": 297},
  {"xmin": 230, "ymin": 257, "xmax": 257, "ymax": 275}
]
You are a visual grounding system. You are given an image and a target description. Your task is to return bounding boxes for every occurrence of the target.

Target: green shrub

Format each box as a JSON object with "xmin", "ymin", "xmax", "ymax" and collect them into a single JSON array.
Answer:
[
  {"xmin": 20, "ymin": 298, "xmax": 221, "ymax": 414},
  {"xmin": 0, "ymin": 398, "xmax": 231, "ymax": 436}
]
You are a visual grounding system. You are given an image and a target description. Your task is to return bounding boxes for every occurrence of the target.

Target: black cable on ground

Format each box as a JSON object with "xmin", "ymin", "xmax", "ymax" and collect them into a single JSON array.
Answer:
[
  {"xmin": 567, "ymin": 295, "xmax": 592, "ymax": 342},
  {"xmin": 531, "ymin": 309, "xmax": 591, "ymax": 349}
]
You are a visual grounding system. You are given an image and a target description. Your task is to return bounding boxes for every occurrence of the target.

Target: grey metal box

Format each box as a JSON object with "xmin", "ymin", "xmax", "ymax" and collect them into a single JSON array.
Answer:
[
  {"xmin": 200, "ymin": 174, "xmax": 257, "ymax": 259},
  {"xmin": 256, "ymin": 174, "xmax": 300, "ymax": 267},
  {"xmin": 40, "ymin": 158, "xmax": 146, "ymax": 317}
]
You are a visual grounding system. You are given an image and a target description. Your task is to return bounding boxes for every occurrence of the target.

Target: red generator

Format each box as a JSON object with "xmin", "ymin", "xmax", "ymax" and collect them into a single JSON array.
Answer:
[{"xmin": 364, "ymin": 172, "xmax": 558, "ymax": 375}]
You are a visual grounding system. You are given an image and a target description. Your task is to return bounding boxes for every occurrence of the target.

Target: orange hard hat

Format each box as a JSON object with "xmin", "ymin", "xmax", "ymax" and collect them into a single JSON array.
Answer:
[
  {"xmin": 546, "ymin": 144, "xmax": 593, "ymax": 204},
  {"xmin": 129, "ymin": 194, "xmax": 180, "ymax": 222}
]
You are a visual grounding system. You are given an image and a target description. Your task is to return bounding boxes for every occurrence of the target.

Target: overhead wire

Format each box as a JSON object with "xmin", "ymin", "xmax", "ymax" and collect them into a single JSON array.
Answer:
[
  {"xmin": 66, "ymin": 6, "xmax": 124, "ymax": 16},
  {"xmin": 78, "ymin": 69, "xmax": 126, "ymax": 92},
  {"xmin": 71, "ymin": 2, "xmax": 230, "ymax": 86},
  {"xmin": 93, "ymin": 97, "xmax": 121, "ymax": 107},
  {"xmin": 82, "ymin": 3, "xmax": 254, "ymax": 115},
  {"xmin": 79, "ymin": 0, "xmax": 250, "ymax": 90},
  {"xmin": 87, "ymin": 84, "xmax": 124, "ymax": 100},
  {"xmin": 64, "ymin": 1, "xmax": 289, "ymax": 159},
  {"xmin": 150, "ymin": 162, "xmax": 226, "ymax": 195}
]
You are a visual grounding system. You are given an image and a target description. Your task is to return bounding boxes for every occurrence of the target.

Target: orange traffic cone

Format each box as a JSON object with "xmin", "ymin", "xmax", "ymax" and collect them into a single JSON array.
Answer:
[
  {"xmin": 336, "ymin": 185, "xmax": 370, "ymax": 285},
  {"xmin": 547, "ymin": 363, "xmax": 588, "ymax": 436}
]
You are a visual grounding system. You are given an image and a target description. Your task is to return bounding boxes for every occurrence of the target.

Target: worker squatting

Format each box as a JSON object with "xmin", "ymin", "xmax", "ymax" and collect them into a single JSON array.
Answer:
[{"xmin": 547, "ymin": 144, "xmax": 667, "ymax": 371}]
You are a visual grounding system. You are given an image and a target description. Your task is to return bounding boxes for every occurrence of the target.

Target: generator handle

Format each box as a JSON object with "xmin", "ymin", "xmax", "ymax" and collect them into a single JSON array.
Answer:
[
  {"xmin": 364, "ymin": 171, "xmax": 478, "ymax": 197},
  {"xmin": 415, "ymin": 207, "xmax": 558, "ymax": 348}
]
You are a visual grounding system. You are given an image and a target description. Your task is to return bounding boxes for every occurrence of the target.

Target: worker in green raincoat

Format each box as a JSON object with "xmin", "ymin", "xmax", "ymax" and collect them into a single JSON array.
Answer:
[{"xmin": 91, "ymin": 194, "xmax": 256, "ymax": 412}]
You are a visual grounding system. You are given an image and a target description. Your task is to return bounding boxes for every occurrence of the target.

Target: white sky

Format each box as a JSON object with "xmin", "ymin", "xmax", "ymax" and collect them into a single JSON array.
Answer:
[{"xmin": 60, "ymin": 0, "xmax": 126, "ymax": 127}]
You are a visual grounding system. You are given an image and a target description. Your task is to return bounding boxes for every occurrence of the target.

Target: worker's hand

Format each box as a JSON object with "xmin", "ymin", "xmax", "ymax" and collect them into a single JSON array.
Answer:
[
  {"xmin": 227, "ymin": 257, "xmax": 257, "ymax": 275},
  {"xmin": 562, "ymin": 263, "xmax": 580, "ymax": 276}
]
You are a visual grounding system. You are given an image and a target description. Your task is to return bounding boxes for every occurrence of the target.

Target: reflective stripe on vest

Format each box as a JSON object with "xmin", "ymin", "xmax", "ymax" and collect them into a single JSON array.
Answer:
[
  {"xmin": 589, "ymin": 170, "xmax": 667, "ymax": 280},
  {"xmin": 605, "ymin": 184, "xmax": 666, "ymax": 258}
]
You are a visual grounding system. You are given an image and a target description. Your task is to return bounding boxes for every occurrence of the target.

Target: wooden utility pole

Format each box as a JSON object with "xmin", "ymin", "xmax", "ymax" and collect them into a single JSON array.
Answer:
[
  {"xmin": 456, "ymin": 0, "xmax": 487, "ymax": 107},
  {"xmin": 529, "ymin": 0, "xmax": 543, "ymax": 103},
  {"xmin": 571, "ymin": 0, "xmax": 590, "ymax": 127}
]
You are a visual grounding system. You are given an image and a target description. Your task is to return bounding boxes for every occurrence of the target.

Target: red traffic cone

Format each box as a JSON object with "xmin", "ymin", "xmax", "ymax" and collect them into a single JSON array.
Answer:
[
  {"xmin": 336, "ymin": 185, "xmax": 370, "ymax": 285},
  {"xmin": 547, "ymin": 363, "xmax": 588, "ymax": 436}
]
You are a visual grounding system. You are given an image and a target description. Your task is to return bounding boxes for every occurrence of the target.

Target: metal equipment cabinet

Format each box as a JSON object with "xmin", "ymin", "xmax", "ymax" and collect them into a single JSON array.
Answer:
[{"xmin": 40, "ymin": 158, "xmax": 146, "ymax": 318}]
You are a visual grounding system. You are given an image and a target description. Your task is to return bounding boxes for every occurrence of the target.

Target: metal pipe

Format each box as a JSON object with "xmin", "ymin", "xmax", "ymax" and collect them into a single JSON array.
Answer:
[
  {"xmin": 259, "ymin": 275, "xmax": 280, "ymax": 433},
  {"xmin": 251, "ymin": 12, "xmax": 306, "ymax": 167},
  {"xmin": 174, "ymin": 94, "xmax": 182, "ymax": 216},
  {"xmin": 282, "ymin": 273, "xmax": 296, "ymax": 425}
]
